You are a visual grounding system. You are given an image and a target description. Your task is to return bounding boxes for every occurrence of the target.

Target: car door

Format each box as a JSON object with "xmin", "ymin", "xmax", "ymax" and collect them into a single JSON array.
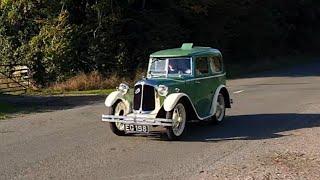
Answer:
[
  {"xmin": 190, "ymin": 56, "xmax": 213, "ymax": 118},
  {"xmin": 207, "ymin": 56, "xmax": 225, "ymax": 111},
  {"xmin": 208, "ymin": 55, "xmax": 225, "ymax": 93}
]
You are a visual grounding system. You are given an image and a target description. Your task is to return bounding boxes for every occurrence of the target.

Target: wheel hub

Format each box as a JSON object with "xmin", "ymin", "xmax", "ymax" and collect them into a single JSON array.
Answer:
[{"xmin": 171, "ymin": 104, "xmax": 186, "ymax": 136}]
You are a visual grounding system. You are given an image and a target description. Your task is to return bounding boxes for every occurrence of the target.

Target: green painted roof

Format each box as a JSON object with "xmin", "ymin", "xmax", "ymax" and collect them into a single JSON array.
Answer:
[{"xmin": 150, "ymin": 43, "xmax": 221, "ymax": 58}]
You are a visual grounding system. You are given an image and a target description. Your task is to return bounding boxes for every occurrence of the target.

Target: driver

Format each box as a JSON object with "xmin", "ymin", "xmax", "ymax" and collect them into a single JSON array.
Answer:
[
  {"xmin": 168, "ymin": 61, "xmax": 177, "ymax": 73},
  {"xmin": 168, "ymin": 60, "xmax": 191, "ymax": 74}
]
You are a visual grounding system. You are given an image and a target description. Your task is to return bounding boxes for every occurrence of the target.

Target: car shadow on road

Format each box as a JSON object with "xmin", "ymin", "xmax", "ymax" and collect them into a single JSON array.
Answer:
[{"xmin": 177, "ymin": 113, "xmax": 320, "ymax": 142}]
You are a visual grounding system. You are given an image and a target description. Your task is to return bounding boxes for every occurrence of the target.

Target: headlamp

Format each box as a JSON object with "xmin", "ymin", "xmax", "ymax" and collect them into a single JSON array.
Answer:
[
  {"xmin": 118, "ymin": 83, "xmax": 129, "ymax": 95},
  {"xmin": 157, "ymin": 85, "xmax": 168, "ymax": 96}
]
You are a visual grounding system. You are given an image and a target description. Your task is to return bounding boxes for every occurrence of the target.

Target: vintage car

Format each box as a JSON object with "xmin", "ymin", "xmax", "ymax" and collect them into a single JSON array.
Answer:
[{"xmin": 102, "ymin": 43, "xmax": 232, "ymax": 140}]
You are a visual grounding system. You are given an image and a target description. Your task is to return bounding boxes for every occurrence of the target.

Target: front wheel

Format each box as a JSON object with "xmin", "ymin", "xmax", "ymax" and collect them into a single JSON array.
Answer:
[
  {"xmin": 165, "ymin": 103, "xmax": 187, "ymax": 140},
  {"xmin": 212, "ymin": 93, "xmax": 226, "ymax": 124},
  {"xmin": 107, "ymin": 101, "xmax": 127, "ymax": 136}
]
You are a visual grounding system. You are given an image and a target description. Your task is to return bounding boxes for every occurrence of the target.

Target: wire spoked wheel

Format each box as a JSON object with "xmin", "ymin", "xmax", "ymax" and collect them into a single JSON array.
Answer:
[
  {"xmin": 166, "ymin": 103, "xmax": 187, "ymax": 140},
  {"xmin": 114, "ymin": 102, "xmax": 126, "ymax": 131},
  {"xmin": 212, "ymin": 93, "xmax": 226, "ymax": 123},
  {"xmin": 107, "ymin": 101, "xmax": 127, "ymax": 136}
]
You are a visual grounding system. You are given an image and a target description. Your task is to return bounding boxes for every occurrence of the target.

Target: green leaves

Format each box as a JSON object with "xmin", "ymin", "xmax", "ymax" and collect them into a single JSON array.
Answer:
[
  {"xmin": 26, "ymin": 10, "xmax": 77, "ymax": 84},
  {"xmin": 1, "ymin": 0, "xmax": 320, "ymax": 86}
]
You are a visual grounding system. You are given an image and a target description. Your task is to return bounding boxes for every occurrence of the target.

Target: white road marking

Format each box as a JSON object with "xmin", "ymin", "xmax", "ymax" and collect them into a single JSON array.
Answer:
[{"xmin": 233, "ymin": 90, "xmax": 245, "ymax": 94}]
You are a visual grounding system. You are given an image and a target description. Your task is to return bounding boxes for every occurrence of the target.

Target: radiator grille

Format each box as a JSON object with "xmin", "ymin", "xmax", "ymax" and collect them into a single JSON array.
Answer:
[
  {"xmin": 142, "ymin": 85, "xmax": 155, "ymax": 111},
  {"xmin": 133, "ymin": 85, "xmax": 142, "ymax": 110},
  {"xmin": 133, "ymin": 84, "xmax": 156, "ymax": 111}
]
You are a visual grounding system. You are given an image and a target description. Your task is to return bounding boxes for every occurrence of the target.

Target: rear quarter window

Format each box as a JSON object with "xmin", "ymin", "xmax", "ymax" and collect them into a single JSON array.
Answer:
[
  {"xmin": 195, "ymin": 57, "xmax": 209, "ymax": 76},
  {"xmin": 209, "ymin": 56, "xmax": 223, "ymax": 73}
]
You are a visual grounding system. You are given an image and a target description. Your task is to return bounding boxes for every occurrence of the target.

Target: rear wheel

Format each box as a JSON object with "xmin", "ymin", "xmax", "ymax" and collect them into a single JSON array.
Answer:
[
  {"xmin": 107, "ymin": 101, "xmax": 127, "ymax": 136},
  {"xmin": 212, "ymin": 93, "xmax": 226, "ymax": 124},
  {"xmin": 166, "ymin": 103, "xmax": 187, "ymax": 140}
]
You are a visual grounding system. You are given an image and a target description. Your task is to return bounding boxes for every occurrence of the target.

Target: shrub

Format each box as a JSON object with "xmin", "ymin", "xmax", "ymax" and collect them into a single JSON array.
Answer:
[{"xmin": 50, "ymin": 71, "xmax": 130, "ymax": 91}]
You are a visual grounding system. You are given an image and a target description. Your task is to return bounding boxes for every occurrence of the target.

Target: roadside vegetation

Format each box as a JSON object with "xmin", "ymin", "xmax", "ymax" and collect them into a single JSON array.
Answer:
[
  {"xmin": 0, "ymin": 0, "xmax": 319, "ymax": 92},
  {"xmin": 28, "ymin": 69, "xmax": 144, "ymax": 95},
  {"xmin": 27, "ymin": 88, "xmax": 115, "ymax": 96}
]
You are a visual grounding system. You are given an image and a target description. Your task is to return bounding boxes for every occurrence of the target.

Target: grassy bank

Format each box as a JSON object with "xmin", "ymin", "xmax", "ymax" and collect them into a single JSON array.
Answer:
[{"xmin": 27, "ymin": 89, "xmax": 115, "ymax": 96}]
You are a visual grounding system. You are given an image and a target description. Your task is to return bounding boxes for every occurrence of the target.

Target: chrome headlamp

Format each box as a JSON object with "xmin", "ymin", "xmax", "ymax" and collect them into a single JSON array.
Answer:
[
  {"xmin": 118, "ymin": 83, "xmax": 129, "ymax": 95},
  {"xmin": 157, "ymin": 85, "xmax": 168, "ymax": 96}
]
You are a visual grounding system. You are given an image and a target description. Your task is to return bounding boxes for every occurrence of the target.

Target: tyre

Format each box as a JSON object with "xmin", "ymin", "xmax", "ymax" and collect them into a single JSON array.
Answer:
[
  {"xmin": 212, "ymin": 93, "xmax": 226, "ymax": 124},
  {"xmin": 107, "ymin": 101, "xmax": 127, "ymax": 136},
  {"xmin": 165, "ymin": 103, "xmax": 187, "ymax": 140}
]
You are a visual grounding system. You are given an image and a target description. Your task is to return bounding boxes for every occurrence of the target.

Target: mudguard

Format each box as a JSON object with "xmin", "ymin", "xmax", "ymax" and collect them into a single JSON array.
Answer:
[
  {"xmin": 104, "ymin": 91, "xmax": 123, "ymax": 107},
  {"xmin": 163, "ymin": 85, "xmax": 231, "ymax": 120},
  {"xmin": 163, "ymin": 93, "xmax": 189, "ymax": 112},
  {"xmin": 210, "ymin": 85, "xmax": 227, "ymax": 115}
]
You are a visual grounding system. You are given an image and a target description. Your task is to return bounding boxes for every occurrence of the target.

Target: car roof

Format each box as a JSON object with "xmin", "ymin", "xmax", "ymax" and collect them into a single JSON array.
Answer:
[{"xmin": 150, "ymin": 43, "xmax": 222, "ymax": 58}]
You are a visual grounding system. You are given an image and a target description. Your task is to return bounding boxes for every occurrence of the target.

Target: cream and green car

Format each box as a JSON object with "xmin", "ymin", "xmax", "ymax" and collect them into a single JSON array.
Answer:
[{"xmin": 102, "ymin": 43, "xmax": 232, "ymax": 140}]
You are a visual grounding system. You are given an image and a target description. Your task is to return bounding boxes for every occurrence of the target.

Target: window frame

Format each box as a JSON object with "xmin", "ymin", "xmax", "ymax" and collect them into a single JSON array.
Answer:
[
  {"xmin": 195, "ymin": 56, "xmax": 210, "ymax": 77},
  {"xmin": 208, "ymin": 56, "xmax": 223, "ymax": 74},
  {"xmin": 147, "ymin": 57, "xmax": 193, "ymax": 78}
]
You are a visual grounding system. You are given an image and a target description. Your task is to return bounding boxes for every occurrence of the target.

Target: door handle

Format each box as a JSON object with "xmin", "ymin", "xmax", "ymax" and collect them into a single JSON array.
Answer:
[{"xmin": 195, "ymin": 81, "xmax": 201, "ymax": 84}]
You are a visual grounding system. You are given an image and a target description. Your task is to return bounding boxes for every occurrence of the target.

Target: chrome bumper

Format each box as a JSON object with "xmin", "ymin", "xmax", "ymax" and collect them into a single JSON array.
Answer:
[{"xmin": 101, "ymin": 114, "xmax": 173, "ymax": 126}]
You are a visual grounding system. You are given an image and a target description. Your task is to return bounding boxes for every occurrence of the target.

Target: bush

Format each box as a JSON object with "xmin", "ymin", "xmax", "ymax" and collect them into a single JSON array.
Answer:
[
  {"xmin": 50, "ymin": 71, "xmax": 127, "ymax": 91},
  {"xmin": 1, "ymin": 0, "xmax": 320, "ymax": 87}
]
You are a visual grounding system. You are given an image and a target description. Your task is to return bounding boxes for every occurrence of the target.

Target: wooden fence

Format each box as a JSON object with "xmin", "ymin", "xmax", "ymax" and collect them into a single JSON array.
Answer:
[{"xmin": 0, "ymin": 64, "xmax": 31, "ymax": 94}]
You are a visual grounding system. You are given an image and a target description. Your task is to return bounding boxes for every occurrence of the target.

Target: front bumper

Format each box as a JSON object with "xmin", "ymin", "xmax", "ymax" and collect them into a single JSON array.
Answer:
[{"xmin": 101, "ymin": 114, "xmax": 173, "ymax": 126}]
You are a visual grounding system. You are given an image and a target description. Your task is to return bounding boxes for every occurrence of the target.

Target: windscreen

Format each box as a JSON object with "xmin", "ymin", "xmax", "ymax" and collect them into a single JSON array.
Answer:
[{"xmin": 149, "ymin": 58, "xmax": 191, "ymax": 77}]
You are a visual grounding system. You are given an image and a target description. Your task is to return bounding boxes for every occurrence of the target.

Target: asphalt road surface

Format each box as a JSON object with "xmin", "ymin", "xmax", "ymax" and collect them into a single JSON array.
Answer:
[{"xmin": 1, "ymin": 62, "xmax": 320, "ymax": 179}]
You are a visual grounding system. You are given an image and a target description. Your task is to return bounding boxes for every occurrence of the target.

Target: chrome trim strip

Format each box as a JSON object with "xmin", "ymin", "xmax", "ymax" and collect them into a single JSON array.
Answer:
[
  {"xmin": 165, "ymin": 58, "xmax": 169, "ymax": 78},
  {"xmin": 133, "ymin": 110, "xmax": 154, "ymax": 114},
  {"xmin": 190, "ymin": 57, "xmax": 194, "ymax": 77},
  {"xmin": 186, "ymin": 73, "xmax": 226, "ymax": 81},
  {"xmin": 139, "ymin": 82, "xmax": 144, "ymax": 113},
  {"xmin": 102, "ymin": 115, "xmax": 172, "ymax": 126}
]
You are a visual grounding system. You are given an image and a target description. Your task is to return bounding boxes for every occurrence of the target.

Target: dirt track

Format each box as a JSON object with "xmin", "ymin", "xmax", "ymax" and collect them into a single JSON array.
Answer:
[{"xmin": 1, "ymin": 62, "xmax": 320, "ymax": 179}]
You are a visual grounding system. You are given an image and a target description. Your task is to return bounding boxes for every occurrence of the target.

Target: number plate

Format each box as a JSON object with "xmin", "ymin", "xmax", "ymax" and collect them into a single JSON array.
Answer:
[{"xmin": 124, "ymin": 124, "xmax": 149, "ymax": 133}]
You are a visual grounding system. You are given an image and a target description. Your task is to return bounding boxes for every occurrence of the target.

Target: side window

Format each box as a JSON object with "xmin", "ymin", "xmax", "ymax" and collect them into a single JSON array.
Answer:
[
  {"xmin": 209, "ymin": 56, "xmax": 223, "ymax": 73},
  {"xmin": 195, "ymin": 57, "xmax": 209, "ymax": 76}
]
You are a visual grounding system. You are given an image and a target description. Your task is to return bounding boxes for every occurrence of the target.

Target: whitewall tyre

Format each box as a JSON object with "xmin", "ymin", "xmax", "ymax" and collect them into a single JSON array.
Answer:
[
  {"xmin": 166, "ymin": 103, "xmax": 187, "ymax": 140},
  {"xmin": 107, "ymin": 101, "xmax": 127, "ymax": 136},
  {"xmin": 212, "ymin": 93, "xmax": 226, "ymax": 124}
]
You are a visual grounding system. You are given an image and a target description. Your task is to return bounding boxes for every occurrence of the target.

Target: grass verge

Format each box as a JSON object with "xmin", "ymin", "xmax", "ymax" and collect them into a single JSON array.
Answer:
[{"xmin": 27, "ymin": 88, "xmax": 115, "ymax": 96}]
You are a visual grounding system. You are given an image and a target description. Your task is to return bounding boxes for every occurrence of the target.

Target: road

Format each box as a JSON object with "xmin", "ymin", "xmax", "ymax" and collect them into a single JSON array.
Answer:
[{"xmin": 1, "ymin": 63, "xmax": 320, "ymax": 179}]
